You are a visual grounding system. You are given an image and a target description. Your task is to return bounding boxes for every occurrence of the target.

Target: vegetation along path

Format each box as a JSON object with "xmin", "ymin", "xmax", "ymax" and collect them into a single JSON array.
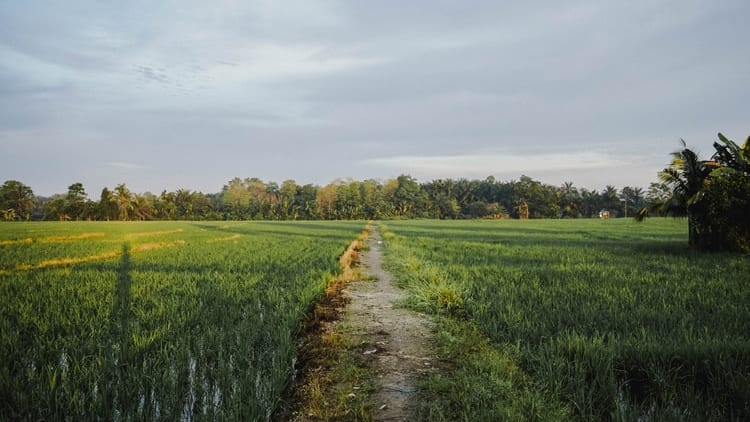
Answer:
[{"xmin": 342, "ymin": 226, "xmax": 436, "ymax": 421}]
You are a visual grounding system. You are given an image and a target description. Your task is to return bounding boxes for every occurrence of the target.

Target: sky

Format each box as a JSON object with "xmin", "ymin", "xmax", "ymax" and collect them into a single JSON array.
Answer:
[{"xmin": 1, "ymin": 1, "xmax": 749, "ymax": 197}]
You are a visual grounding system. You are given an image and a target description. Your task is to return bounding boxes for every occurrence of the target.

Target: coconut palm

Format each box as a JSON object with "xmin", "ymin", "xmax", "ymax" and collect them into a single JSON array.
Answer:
[
  {"xmin": 558, "ymin": 181, "xmax": 580, "ymax": 218},
  {"xmin": 132, "ymin": 193, "xmax": 155, "ymax": 221},
  {"xmin": 631, "ymin": 186, "xmax": 645, "ymax": 210},
  {"xmin": 636, "ymin": 140, "xmax": 712, "ymax": 247},
  {"xmin": 620, "ymin": 186, "xmax": 645, "ymax": 218},
  {"xmin": 113, "ymin": 183, "xmax": 134, "ymax": 221},
  {"xmin": 601, "ymin": 185, "xmax": 620, "ymax": 215}
]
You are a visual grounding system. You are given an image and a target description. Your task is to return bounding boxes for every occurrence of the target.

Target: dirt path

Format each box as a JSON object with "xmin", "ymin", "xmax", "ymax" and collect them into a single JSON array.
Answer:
[{"xmin": 341, "ymin": 227, "xmax": 436, "ymax": 421}]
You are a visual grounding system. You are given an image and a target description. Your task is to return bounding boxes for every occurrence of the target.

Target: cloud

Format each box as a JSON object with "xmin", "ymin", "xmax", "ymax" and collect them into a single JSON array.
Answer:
[
  {"xmin": 107, "ymin": 162, "xmax": 147, "ymax": 170},
  {"xmin": 360, "ymin": 149, "xmax": 666, "ymax": 191},
  {"xmin": 133, "ymin": 65, "xmax": 169, "ymax": 84},
  {"xmin": 1, "ymin": 1, "xmax": 749, "ymax": 196},
  {"xmin": 367, "ymin": 150, "xmax": 627, "ymax": 175}
]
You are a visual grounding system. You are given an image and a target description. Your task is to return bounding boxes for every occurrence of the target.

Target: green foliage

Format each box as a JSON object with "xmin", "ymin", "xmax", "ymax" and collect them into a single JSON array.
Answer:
[
  {"xmin": 0, "ymin": 180, "xmax": 34, "ymax": 221},
  {"xmin": 382, "ymin": 219, "xmax": 750, "ymax": 421},
  {"xmin": 7, "ymin": 173, "xmax": 646, "ymax": 223},
  {"xmin": 0, "ymin": 221, "xmax": 364, "ymax": 420},
  {"xmin": 700, "ymin": 166, "xmax": 750, "ymax": 251},
  {"xmin": 639, "ymin": 133, "xmax": 750, "ymax": 251}
]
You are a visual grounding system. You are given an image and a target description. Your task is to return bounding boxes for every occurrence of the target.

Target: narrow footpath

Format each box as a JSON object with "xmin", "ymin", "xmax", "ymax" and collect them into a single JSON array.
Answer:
[{"xmin": 341, "ymin": 227, "xmax": 436, "ymax": 421}]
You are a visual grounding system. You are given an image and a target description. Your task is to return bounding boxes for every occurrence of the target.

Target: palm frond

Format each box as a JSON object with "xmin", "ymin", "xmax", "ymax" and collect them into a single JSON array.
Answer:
[
  {"xmin": 714, "ymin": 133, "xmax": 750, "ymax": 172},
  {"xmin": 658, "ymin": 168, "xmax": 688, "ymax": 194},
  {"xmin": 635, "ymin": 204, "xmax": 657, "ymax": 222}
]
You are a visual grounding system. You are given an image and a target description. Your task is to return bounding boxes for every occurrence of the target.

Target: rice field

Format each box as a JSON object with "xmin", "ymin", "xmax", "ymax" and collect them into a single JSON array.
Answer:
[
  {"xmin": 380, "ymin": 218, "xmax": 750, "ymax": 421},
  {"xmin": 3, "ymin": 218, "xmax": 748, "ymax": 421},
  {"xmin": 0, "ymin": 221, "xmax": 365, "ymax": 420}
]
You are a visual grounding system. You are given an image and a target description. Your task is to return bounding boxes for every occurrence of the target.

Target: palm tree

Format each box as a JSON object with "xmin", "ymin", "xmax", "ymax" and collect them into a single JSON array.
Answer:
[
  {"xmin": 637, "ymin": 140, "xmax": 711, "ymax": 247},
  {"xmin": 113, "ymin": 183, "xmax": 134, "ymax": 221},
  {"xmin": 559, "ymin": 181, "xmax": 580, "ymax": 218},
  {"xmin": 132, "ymin": 194, "xmax": 155, "ymax": 221},
  {"xmin": 579, "ymin": 188, "xmax": 601, "ymax": 218},
  {"xmin": 619, "ymin": 186, "xmax": 645, "ymax": 218},
  {"xmin": 158, "ymin": 191, "xmax": 177, "ymax": 220},
  {"xmin": 601, "ymin": 185, "xmax": 620, "ymax": 215},
  {"xmin": 631, "ymin": 186, "xmax": 645, "ymax": 210}
]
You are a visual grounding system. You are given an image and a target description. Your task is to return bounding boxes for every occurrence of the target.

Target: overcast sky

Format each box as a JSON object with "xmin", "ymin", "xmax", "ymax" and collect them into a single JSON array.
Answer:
[{"xmin": 1, "ymin": 1, "xmax": 748, "ymax": 196}]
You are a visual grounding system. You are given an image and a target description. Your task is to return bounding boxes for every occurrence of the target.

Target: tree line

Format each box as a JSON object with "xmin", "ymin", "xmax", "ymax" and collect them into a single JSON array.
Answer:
[
  {"xmin": 2, "ymin": 175, "xmax": 655, "ymax": 222},
  {"xmin": 4, "ymin": 132, "xmax": 746, "ymax": 252}
]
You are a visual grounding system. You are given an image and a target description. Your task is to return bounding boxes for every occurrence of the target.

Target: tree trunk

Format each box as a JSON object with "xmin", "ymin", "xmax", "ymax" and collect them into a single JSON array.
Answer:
[{"xmin": 688, "ymin": 209, "xmax": 699, "ymax": 248}]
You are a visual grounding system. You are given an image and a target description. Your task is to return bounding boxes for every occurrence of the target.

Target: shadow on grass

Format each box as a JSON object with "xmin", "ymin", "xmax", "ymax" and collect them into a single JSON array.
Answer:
[{"xmin": 104, "ymin": 243, "xmax": 133, "ymax": 418}]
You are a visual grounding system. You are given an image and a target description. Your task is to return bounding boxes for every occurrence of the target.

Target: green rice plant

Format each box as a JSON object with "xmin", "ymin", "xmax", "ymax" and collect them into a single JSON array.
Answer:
[
  {"xmin": 0, "ymin": 220, "xmax": 365, "ymax": 420},
  {"xmin": 381, "ymin": 219, "xmax": 750, "ymax": 421}
]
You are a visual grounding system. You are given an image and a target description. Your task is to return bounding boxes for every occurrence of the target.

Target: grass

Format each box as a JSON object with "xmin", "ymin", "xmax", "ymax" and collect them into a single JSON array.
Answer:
[
  {"xmin": 280, "ymin": 226, "xmax": 376, "ymax": 421},
  {"xmin": 380, "ymin": 218, "xmax": 750, "ymax": 421},
  {"xmin": 0, "ymin": 220, "xmax": 365, "ymax": 420},
  {"xmin": 5, "ymin": 218, "xmax": 747, "ymax": 420}
]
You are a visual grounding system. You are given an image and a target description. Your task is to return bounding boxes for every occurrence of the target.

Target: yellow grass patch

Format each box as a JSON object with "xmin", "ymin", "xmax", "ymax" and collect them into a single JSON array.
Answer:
[
  {"xmin": 14, "ymin": 251, "xmax": 121, "ymax": 271},
  {"xmin": 0, "ymin": 232, "xmax": 105, "ymax": 246},
  {"xmin": 131, "ymin": 240, "xmax": 186, "ymax": 252},
  {"xmin": 125, "ymin": 229, "xmax": 184, "ymax": 239},
  {"xmin": 0, "ymin": 238, "xmax": 33, "ymax": 246},
  {"xmin": 337, "ymin": 224, "xmax": 371, "ymax": 281},
  {"xmin": 4, "ymin": 240, "xmax": 186, "ymax": 273},
  {"xmin": 207, "ymin": 234, "xmax": 241, "ymax": 243},
  {"xmin": 40, "ymin": 232, "xmax": 106, "ymax": 242}
]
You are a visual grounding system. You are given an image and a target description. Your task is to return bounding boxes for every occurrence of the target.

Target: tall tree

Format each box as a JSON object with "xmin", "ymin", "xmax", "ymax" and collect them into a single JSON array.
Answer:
[
  {"xmin": 97, "ymin": 188, "xmax": 118, "ymax": 221},
  {"xmin": 335, "ymin": 180, "xmax": 363, "ymax": 219},
  {"xmin": 360, "ymin": 179, "xmax": 380, "ymax": 219},
  {"xmin": 315, "ymin": 182, "xmax": 338, "ymax": 220},
  {"xmin": 113, "ymin": 183, "xmax": 134, "ymax": 221},
  {"xmin": 222, "ymin": 177, "xmax": 251, "ymax": 219},
  {"xmin": 578, "ymin": 188, "xmax": 601, "ymax": 218},
  {"xmin": 173, "ymin": 189, "xmax": 210, "ymax": 219},
  {"xmin": 600, "ymin": 185, "xmax": 621, "ymax": 216},
  {"xmin": 558, "ymin": 181, "xmax": 581, "ymax": 218},
  {"xmin": 157, "ymin": 191, "xmax": 177, "ymax": 220},
  {"xmin": 265, "ymin": 182, "xmax": 281, "ymax": 219},
  {"xmin": 297, "ymin": 184, "xmax": 318, "ymax": 220},
  {"xmin": 644, "ymin": 182, "xmax": 671, "ymax": 213},
  {"xmin": 391, "ymin": 175, "xmax": 421, "ymax": 217},
  {"xmin": 64, "ymin": 182, "xmax": 88, "ymax": 220},
  {"xmin": 278, "ymin": 179, "xmax": 298, "ymax": 220},
  {"xmin": 44, "ymin": 195, "xmax": 67, "ymax": 221},
  {"xmin": 637, "ymin": 140, "xmax": 712, "ymax": 247},
  {"xmin": 132, "ymin": 193, "xmax": 156, "ymax": 221},
  {"xmin": 512, "ymin": 175, "xmax": 559, "ymax": 218},
  {"xmin": 0, "ymin": 180, "xmax": 35, "ymax": 221},
  {"xmin": 246, "ymin": 178, "xmax": 268, "ymax": 218},
  {"xmin": 620, "ymin": 186, "xmax": 644, "ymax": 219}
]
